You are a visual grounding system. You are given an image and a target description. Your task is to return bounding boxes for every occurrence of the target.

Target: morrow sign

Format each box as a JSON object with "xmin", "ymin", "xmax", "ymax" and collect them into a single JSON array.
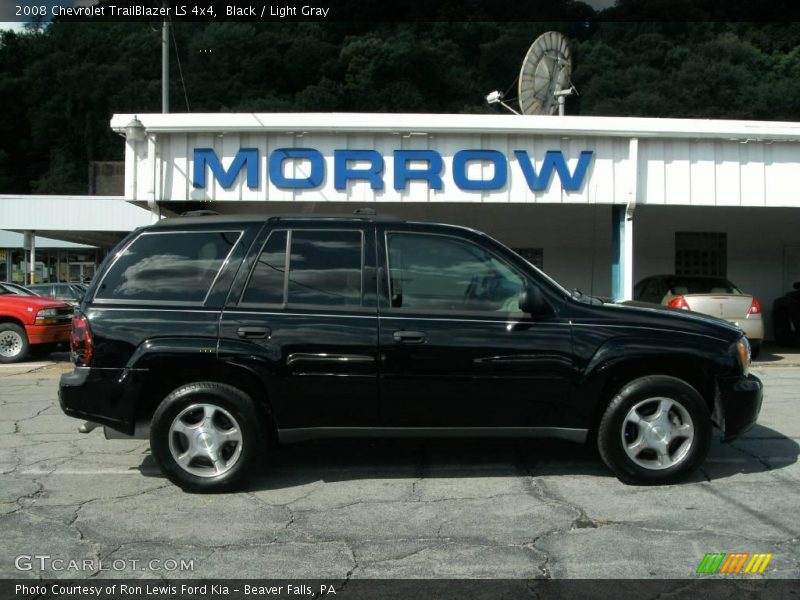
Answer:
[{"xmin": 192, "ymin": 148, "xmax": 594, "ymax": 192}]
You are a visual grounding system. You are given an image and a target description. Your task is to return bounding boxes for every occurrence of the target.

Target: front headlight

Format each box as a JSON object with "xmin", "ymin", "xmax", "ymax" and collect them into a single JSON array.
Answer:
[
  {"xmin": 736, "ymin": 337, "xmax": 751, "ymax": 376},
  {"xmin": 35, "ymin": 308, "xmax": 59, "ymax": 325}
]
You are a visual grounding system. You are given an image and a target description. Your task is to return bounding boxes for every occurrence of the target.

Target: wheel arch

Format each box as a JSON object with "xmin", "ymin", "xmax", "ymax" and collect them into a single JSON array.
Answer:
[
  {"xmin": 582, "ymin": 352, "xmax": 719, "ymax": 441},
  {"xmin": 0, "ymin": 316, "xmax": 27, "ymax": 329},
  {"xmin": 134, "ymin": 357, "xmax": 275, "ymax": 434}
]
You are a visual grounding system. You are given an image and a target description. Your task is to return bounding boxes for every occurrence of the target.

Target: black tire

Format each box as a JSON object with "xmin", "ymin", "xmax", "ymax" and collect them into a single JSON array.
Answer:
[
  {"xmin": 597, "ymin": 375, "xmax": 711, "ymax": 485},
  {"xmin": 750, "ymin": 342, "xmax": 761, "ymax": 360},
  {"xmin": 0, "ymin": 323, "xmax": 30, "ymax": 364},
  {"xmin": 150, "ymin": 382, "xmax": 265, "ymax": 493}
]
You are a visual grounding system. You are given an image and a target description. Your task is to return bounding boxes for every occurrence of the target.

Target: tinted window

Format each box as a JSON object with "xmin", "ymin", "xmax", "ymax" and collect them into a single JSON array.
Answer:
[
  {"xmin": 96, "ymin": 231, "xmax": 240, "ymax": 302},
  {"xmin": 387, "ymin": 232, "xmax": 523, "ymax": 312},
  {"xmin": 287, "ymin": 230, "xmax": 362, "ymax": 307},
  {"xmin": 242, "ymin": 230, "xmax": 288, "ymax": 305},
  {"xmin": 638, "ymin": 279, "xmax": 663, "ymax": 303}
]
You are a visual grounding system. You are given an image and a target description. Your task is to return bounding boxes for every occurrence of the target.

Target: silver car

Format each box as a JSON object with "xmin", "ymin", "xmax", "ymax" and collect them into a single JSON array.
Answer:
[{"xmin": 634, "ymin": 275, "xmax": 764, "ymax": 357}]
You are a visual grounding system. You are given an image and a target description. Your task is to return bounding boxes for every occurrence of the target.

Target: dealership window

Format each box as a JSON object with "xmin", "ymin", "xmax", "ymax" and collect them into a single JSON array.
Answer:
[
  {"xmin": 242, "ymin": 230, "xmax": 288, "ymax": 305},
  {"xmin": 287, "ymin": 230, "xmax": 363, "ymax": 307},
  {"xmin": 95, "ymin": 230, "xmax": 241, "ymax": 302},
  {"xmin": 387, "ymin": 232, "xmax": 523, "ymax": 313},
  {"xmin": 675, "ymin": 232, "xmax": 727, "ymax": 277}
]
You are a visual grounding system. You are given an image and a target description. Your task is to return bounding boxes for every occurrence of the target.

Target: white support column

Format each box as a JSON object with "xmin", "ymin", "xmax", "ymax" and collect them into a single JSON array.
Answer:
[
  {"xmin": 29, "ymin": 231, "xmax": 36, "ymax": 285},
  {"xmin": 623, "ymin": 138, "xmax": 639, "ymax": 301},
  {"xmin": 623, "ymin": 204, "xmax": 635, "ymax": 300},
  {"xmin": 147, "ymin": 134, "xmax": 160, "ymax": 223}
]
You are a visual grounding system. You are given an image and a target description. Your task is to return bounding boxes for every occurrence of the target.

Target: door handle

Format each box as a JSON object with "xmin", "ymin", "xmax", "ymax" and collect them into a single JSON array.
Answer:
[
  {"xmin": 392, "ymin": 330, "xmax": 427, "ymax": 344},
  {"xmin": 237, "ymin": 326, "xmax": 270, "ymax": 339}
]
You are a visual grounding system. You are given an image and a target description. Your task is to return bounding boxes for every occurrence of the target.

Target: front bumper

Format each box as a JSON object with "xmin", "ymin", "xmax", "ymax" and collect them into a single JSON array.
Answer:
[
  {"xmin": 25, "ymin": 323, "xmax": 71, "ymax": 345},
  {"xmin": 715, "ymin": 373, "xmax": 763, "ymax": 441},
  {"xmin": 59, "ymin": 367, "xmax": 147, "ymax": 435}
]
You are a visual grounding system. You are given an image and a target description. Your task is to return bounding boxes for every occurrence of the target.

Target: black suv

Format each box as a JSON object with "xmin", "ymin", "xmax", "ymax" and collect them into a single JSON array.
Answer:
[{"xmin": 59, "ymin": 214, "xmax": 762, "ymax": 491}]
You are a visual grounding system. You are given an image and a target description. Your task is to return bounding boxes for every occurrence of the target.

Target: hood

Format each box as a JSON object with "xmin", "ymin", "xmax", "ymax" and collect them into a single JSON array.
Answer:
[
  {"xmin": 606, "ymin": 300, "xmax": 743, "ymax": 342},
  {"xmin": 0, "ymin": 294, "xmax": 71, "ymax": 311}
]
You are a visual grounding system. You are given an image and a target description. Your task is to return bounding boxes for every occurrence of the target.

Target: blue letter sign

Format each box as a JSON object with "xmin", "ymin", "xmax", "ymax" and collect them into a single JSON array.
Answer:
[
  {"xmin": 452, "ymin": 149, "xmax": 508, "ymax": 190},
  {"xmin": 393, "ymin": 150, "xmax": 444, "ymax": 190},
  {"xmin": 514, "ymin": 150, "xmax": 593, "ymax": 192},
  {"xmin": 192, "ymin": 147, "xmax": 593, "ymax": 193},
  {"xmin": 193, "ymin": 148, "xmax": 259, "ymax": 189},
  {"xmin": 268, "ymin": 148, "xmax": 324, "ymax": 189},
  {"xmin": 334, "ymin": 149, "xmax": 384, "ymax": 190}
]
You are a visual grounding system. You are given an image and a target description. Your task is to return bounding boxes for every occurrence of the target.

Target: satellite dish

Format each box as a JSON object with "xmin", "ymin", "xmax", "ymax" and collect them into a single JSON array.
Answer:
[{"xmin": 518, "ymin": 31, "xmax": 574, "ymax": 116}]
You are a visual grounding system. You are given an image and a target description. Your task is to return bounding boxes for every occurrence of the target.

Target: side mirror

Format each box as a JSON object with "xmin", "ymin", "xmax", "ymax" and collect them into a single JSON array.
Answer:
[{"xmin": 518, "ymin": 284, "xmax": 550, "ymax": 316}]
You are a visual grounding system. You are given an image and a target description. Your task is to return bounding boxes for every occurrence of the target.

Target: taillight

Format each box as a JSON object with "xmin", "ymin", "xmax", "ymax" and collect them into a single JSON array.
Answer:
[
  {"xmin": 70, "ymin": 314, "xmax": 93, "ymax": 366},
  {"xmin": 668, "ymin": 296, "xmax": 690, "ymax": 310},
  {"xmin": 748, "ymin": 297, "xmax": 762, "ymax": 315}
]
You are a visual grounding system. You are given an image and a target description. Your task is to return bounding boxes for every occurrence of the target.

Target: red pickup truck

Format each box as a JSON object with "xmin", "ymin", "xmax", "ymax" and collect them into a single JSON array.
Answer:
[{"xmin": 0, "ymin": 292, "xmax": 73, "ymax": 363}]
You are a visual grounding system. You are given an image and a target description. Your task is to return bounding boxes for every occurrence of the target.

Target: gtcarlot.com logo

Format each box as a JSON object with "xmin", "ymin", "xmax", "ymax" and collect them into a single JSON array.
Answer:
[
  {"xmin": 15, "ymin": 554, "xmax": 195, "ymax": 573},
  {"xmin": 696, "ymin": 552, "xmax": 773, "ymax": 575}
]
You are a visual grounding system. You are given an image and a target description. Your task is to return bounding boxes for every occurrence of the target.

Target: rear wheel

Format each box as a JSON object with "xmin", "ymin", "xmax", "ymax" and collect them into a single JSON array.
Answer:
[
  {"xmin": 597, "ymin": 375, "xmax": 711, "ymax": 485},
  {"xmin": 150, "ymin": 382, "xmax": 265, "ymax": 492},
  {"xmin": 0, "ymin": 323, "xmax": 29, "ymax": 364}
]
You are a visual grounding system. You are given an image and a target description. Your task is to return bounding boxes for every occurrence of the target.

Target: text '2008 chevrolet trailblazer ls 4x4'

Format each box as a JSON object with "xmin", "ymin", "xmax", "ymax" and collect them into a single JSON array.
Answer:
[{"xmin": 59, "ymin": 214, "xmax": 762, "ymax": 492}]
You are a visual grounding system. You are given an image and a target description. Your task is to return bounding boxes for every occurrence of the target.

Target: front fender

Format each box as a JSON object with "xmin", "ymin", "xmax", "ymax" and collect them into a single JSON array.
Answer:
[{"xmin": 580, "ymin": 334, "xmax": 733, "ymax": 385}]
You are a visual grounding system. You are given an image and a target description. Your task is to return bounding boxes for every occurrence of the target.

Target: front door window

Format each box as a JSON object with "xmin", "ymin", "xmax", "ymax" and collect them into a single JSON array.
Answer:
[{"xmin": 386, "ymin": 232, "xmax": 523, "ymax": 314}]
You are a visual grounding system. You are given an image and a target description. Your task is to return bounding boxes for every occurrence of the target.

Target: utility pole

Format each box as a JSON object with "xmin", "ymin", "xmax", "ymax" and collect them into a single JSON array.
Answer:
[{"xmin": 162, "ymin": 6, "xmax": 169, "ymax": 113}]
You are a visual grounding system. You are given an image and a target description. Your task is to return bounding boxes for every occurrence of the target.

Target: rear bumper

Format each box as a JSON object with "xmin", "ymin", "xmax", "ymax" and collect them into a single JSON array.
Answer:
[
  {"xmin": 58, "ymin": 367, "xmax": 147, "ymax": 435},
  {"xmin": 25, "ymin": 323, "xmax": 71, "ymax": 345},
  {"xmin": 727, "ymin": 318, "xmax": 763, "ymax": 344},
  {"xmin": 716, "ymin": 373, "xmax": 763, "ymax": 441}
]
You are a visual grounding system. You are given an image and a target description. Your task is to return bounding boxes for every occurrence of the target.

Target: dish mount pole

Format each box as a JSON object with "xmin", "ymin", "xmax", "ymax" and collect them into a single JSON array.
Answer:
[{"xmin": 162, "ymin": 4, "xmax": 169, "ymax": 113}]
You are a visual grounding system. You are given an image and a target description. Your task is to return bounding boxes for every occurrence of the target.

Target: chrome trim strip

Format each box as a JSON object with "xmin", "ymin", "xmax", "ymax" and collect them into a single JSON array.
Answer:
[
  {"xmin": 89, "ymin": 308, "xmax": 221, "ymax": 313},
  {"xmin": 230, "ymin": 310, "xmax": 376, "ymax": 319},
  {"xmin": 287, "ymin": 353, "xmax": 375, "ymax": 366},
  {"xmin": 277, "ymin": 427, "xmax": 588, "ymax": 444},
  {"xmin": 380, "ymin": 315, "xmax": 565, "ymax": 325}
]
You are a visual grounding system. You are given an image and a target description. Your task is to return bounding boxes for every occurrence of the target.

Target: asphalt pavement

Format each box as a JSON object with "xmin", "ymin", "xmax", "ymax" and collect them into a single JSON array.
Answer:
[{"xmin": 0, "ymin": 354, "xmax": 798, "ymax": 580}]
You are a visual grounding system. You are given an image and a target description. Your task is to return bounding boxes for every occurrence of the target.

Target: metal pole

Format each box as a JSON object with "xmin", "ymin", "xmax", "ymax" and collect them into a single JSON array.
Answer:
[
  {"xmin": 162, "ymin": 10, "xmax": 169, "ymax": 113},
  {"xmin": 29, "ymin": 232, "xmax": 36, "ymax": 285}
]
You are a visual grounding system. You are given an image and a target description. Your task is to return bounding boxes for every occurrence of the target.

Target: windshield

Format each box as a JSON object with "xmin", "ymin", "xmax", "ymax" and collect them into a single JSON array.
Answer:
[{"xmin": 667, "ymin": 277, "xmax": 741, "ymax": 295}]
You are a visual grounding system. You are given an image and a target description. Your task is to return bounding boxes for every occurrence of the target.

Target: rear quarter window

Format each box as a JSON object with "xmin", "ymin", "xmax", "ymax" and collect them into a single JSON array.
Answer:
[{"xmin": 95, "ymin": 230, "xmax": 242, "ymax": 303}]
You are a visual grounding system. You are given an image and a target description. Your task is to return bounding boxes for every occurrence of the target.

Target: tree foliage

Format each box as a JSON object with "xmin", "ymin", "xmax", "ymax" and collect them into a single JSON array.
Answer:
[{"xmin": 1, "ymin": 5, "xmax": 799, "ymax": 194}]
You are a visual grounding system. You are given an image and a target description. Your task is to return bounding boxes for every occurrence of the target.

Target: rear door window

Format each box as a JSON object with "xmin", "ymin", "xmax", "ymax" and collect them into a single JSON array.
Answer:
[
  {"xmin": 288, "ymin": 230, "xmax": 363, "ymax": 307},
  {"xmin": 241, "ymin": 229, "xmax": 364, "ymax": 308},
  {"xmin": 95, "ymin": 230, "xmax": 241, "ymax": 303},
  {"xmin": 241, "ymin": 230, "xmax": 288, "ymax": 306}
]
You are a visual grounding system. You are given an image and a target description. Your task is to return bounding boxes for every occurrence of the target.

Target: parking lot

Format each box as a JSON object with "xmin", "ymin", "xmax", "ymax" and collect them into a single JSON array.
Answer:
[{"xmin": 1, "ymin": 352, "xmax": 798, "ymax": 580}]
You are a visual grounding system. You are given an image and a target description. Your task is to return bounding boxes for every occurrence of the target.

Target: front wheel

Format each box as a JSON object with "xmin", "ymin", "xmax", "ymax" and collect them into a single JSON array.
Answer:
[
  {"xmin": 0, "ymin": 323, "xmax": 29, "ymax": 363},
  {"xmin": 150, "ymin": 382, "xmax": 265, "ymax": 492},
  {"xmin": 597, "ymin": 375, "xmax": 711, "ymax": 485}
]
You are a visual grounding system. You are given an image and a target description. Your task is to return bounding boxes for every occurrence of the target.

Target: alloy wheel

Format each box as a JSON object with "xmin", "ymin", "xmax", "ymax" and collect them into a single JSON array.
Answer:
[
  {"xmin": 168, "ymin": 403, "xmax": 244, "ymax": 478},
  {"xmin": 621, "ymin": 396, "xmax": 694, "ymax": 470}
]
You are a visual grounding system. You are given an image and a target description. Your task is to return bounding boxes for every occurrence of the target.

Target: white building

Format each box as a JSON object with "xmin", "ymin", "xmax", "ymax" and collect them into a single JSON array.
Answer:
[{"xmin": 4, "ymin": 112, "xmax": 800, "ymax": 338}]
